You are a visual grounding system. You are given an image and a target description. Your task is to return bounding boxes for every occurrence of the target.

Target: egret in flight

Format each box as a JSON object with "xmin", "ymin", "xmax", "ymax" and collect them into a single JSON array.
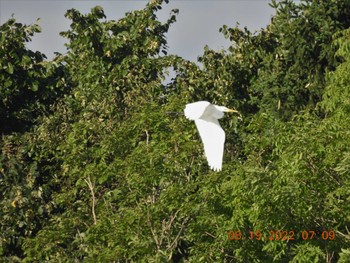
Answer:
[{"xmin": 184, "ymin": 101, "xmax": 239, "ymax": 171}]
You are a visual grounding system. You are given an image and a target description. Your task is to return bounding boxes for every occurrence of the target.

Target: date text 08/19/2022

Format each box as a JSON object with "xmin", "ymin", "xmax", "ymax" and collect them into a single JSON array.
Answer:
[{"xmin": 227, "ymin": 230, "xmax": 336, "ymax": 241}]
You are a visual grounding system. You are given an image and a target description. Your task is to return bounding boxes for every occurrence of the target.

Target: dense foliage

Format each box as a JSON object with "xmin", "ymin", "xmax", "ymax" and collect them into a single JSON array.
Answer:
[{"xmin": 1, "ymin": 0, "xmax": 350, "ymax": 261}]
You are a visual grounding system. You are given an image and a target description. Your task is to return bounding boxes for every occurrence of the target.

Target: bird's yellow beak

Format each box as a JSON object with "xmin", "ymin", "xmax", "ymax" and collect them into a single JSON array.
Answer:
[{"xmin": 225, "ymin": 108, "xmax": 239, "ymax": 113}]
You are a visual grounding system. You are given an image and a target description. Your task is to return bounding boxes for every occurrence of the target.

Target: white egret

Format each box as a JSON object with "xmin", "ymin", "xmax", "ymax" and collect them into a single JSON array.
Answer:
[{"xmin": 184, "ymin": 101, "xmax": 239, "ymax": 171}]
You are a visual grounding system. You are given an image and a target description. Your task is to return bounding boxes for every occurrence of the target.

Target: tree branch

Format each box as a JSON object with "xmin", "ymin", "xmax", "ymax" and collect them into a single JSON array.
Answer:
[{"xmin": 85, "ymin": 175, "xmax": 97, "ymax": 225}]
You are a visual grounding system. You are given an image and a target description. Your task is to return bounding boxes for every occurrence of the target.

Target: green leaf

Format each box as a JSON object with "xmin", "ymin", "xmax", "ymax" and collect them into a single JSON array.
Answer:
[{"xmin": 7, "ymin": 63, "xmax": 14, "ymax": 74}]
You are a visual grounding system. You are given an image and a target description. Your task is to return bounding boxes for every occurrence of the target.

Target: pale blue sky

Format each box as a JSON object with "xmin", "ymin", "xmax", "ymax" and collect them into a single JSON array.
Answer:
[{"xmin": 0, "ymin": 1, "xmax": 295, "ymax": 61}]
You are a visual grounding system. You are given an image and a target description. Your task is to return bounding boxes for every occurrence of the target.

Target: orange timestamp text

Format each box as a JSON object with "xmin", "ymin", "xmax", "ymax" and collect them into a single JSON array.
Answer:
[{"xmin": 227, "ymin": 230, "xmax": 335, "ymax": 241}]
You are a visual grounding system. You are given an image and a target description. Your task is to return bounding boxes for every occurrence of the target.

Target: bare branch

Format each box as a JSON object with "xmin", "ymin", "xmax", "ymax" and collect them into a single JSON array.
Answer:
[{"xmin": 85, "ymin": 175, "xmax": 97, "ymax": 225}]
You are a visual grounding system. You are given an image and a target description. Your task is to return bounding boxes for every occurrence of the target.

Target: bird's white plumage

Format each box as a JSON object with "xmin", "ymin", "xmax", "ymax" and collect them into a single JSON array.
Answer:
[
  {"xmin": 184, "ymin": 101, "xmax": 236, "ymax": 171},
  {"xmin": 184, "ymin": 101, "xmax": 210, "ymax": 120},
  {"xmin": 194, "ymin": 118, "xmax": 225, "ymax": 171}
]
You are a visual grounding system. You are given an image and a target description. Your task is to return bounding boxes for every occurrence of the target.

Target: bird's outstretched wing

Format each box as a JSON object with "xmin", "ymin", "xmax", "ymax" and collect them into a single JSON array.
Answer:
[{"xmin": 194, "ymin": 117, "xmax": 225, "ymax": 171}]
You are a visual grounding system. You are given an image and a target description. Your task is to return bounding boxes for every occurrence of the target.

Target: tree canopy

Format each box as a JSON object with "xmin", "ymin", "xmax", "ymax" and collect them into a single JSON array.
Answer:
[{"xmin": 1, "ymin": 0, "xmax": 350, "ymax": 261}]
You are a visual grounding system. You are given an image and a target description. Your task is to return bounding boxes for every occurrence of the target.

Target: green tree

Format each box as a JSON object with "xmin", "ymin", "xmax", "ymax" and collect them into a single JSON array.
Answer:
[
  {"xmin": 0, "ymin": 18, "xmax": 66, "ymax": 133},
  {"xmin": 20, "ymin": 2, "xmax": 189, "ymax": 261},
  {"xmin": 0, "ymin": 19, "xmax": 67, "ymax": 261},
  {"xmin": 1, "ymin": 0, "xmax": 350, "ymax": 262}
]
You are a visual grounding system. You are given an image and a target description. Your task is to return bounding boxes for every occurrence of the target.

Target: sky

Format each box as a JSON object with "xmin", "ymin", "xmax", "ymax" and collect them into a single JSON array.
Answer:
[{"xmin": 0, "ymin": 1, "xmax": 295, "ymax": 62}]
